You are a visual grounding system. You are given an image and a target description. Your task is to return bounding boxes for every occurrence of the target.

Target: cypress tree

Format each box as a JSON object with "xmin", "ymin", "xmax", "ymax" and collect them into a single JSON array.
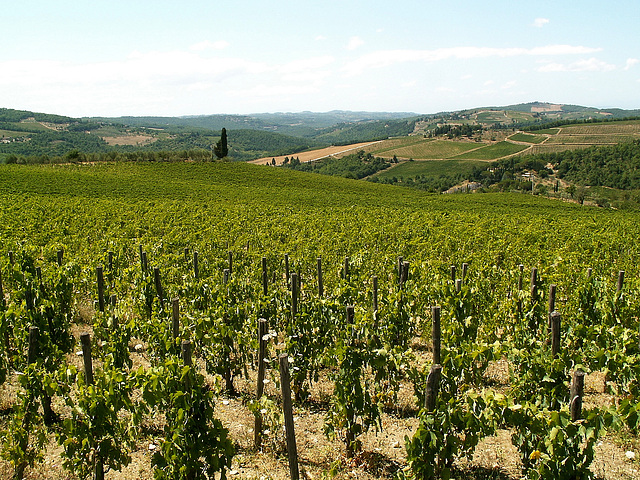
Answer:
[{"xmin": 214, "ymin": 128, "xmax": 228, "ymax": 159}]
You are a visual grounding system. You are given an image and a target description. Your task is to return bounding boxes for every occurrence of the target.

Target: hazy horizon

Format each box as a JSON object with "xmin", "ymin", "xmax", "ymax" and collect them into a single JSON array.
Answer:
[{"xmin": 3, "ymin": 0, "xmax": 639, "ymax": 118}]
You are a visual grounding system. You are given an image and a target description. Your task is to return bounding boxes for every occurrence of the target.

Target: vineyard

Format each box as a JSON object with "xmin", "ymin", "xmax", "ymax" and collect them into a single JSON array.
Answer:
[{"xmin": 2, "ymin": 162, "xmax": 640, "ymax": 479}]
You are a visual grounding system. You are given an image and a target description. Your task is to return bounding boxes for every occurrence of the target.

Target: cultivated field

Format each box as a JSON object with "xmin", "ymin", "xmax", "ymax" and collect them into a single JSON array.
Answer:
[{"xmin": 1, "ymin": 163, "xmax": 640, "ymax": 479}]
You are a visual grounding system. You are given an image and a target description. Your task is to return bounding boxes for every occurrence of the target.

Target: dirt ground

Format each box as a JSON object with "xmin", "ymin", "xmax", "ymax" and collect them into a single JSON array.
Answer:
[{"xmin": 250, "ymin": 142, "xmax": 384, "ymax": 167}]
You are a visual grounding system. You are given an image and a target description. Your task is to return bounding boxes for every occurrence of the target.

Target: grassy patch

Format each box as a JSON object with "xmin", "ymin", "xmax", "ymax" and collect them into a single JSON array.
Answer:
[
  {"xmin": 373, "ymin": 159, "xmax": 486, "ymax": 180},
  {"xmin": 508, "ymin": 133, "xmax": 547, "ymax": 144},
  {"xmin": 452, "ymin": 141, "xmax": 529, "ymax": 160},
  {"xmin": 378, "ymin": 140, "xmax": 482, "ymax": 159}
]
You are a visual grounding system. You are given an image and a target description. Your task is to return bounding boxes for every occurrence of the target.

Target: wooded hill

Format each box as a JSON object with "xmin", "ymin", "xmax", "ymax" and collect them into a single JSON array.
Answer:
[{"xmin": 2, "ymin": 103, "xmax": 640, "ymax": 163}]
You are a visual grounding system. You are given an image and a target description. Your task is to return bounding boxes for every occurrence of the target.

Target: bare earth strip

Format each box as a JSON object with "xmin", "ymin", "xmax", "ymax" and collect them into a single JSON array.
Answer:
[
  {"xmin": 101, "ymin": 134, "xmax": 156, "ymax": 146},
  {"xmin": 250, "ymin": 141, "xmax": 384, "ymax": 166}
]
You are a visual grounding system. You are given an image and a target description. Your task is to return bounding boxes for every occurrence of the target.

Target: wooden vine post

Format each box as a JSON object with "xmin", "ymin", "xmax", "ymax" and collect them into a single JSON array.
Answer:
[
  {"xmin": 424, "ymin": 364, "xmax": 443, "ymax": 411},
  {"xmin": 254, "ymin": 318, "xmax": 268, "ymax": 449},
  {"xmin": 550, "ymin": 311, "xmax": 561, "ymax": 358},
  {"xmin": 570, "ymin": 370, "xmax": 585, "ymax": 421},
  {"xmin": 461, "ymin": 262, "xmax": 469, "ymax": 284},
  {"xmin": 57, "ymin": 248, "xmax": 64, "ymax": 267},
  {"xmin": 372, "ymin": 275, "xmax": 378, "ymax": 313},
  {"xmin": 279, "ymin": 353, "xmax": 300, "ymax": 480},
  {"xmin": 262, "ymin": 257, "xmax": 268, "ymax": 296},
  {"xmin": 153, "ymin": 267, "xmax": 163, "ymax": 309},
  {"xmin": 450, "ymin": 265, "xmax": 456, "ymax": 282},
  {"xmin": 343, "ymin": 257, "xmax": 350, "ymax": 280},
  {"xmin": 317, "ymin": 257, "xmax": 323, "ymax": 297},
  {"xmin": 193, "ymin": 251, "xmax": 199, "ymax": 280},
  {"xmin": 617, "ymin": 270, "xmax": 625, "ymax": 293},
  {"xmin": 0, "ymin": 267, "xmax": 4, "ymax": 309},
  {"xmin": 548, "ymin": 284, "xmax": 556, "ymax": 314},
  {"xmin": 80, "ymin": 333, "xmax": 103, "ymax": 480},
  {"xmin": 291, "ymin": 273, "xmax": 298, "ymax": 319},
  {"xmin": 284, "ymin": 254, "xmax": 290, "ymax": 288},
  {"xmin": 171, "ymin": 298, "xmax": 180, "ymax": 343},
  {"xmin": 96, "ymin": 266, "xmax": 105, "ymax": 313},
  {"xmin": 400, "ymin": 261, "xmax": 410, "ymax": 286},
  {"xmin": 432, "ymin": 306, "xmax": 441, "ymax": 365}
]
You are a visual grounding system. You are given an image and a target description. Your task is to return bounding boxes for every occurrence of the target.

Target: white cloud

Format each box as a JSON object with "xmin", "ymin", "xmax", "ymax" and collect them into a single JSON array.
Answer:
[
  {"xmin": 189, "ymin": 40, "xmax": 230, "ymax": 52},
  {"xmin": 342, "ymin": 45, "xmax": 602, "ymax": 76},
  {"xmin": 347, "ymin": 36, "xmax": 365, "ymax": 51},
  {"xmin": 533, "ymin": 18, "xmax": 550, "ymax": 28},
  {"xmin": 402, "ymin": 80, "xmax": 417, "ymax": 88},
  {"xmin": 624, "ymin": 58, "xmax": 639, "ymax": 70},
  {"xmin": 502, "ymin": 80, "xmax": 517, "ymax": 89},
  {"xmin": 538, "ymin": 57, "xmax": 616, "ymax": 72},
  {"xmin": 315, "ymin": 35, "xmax": 327, "ymax": 41}
]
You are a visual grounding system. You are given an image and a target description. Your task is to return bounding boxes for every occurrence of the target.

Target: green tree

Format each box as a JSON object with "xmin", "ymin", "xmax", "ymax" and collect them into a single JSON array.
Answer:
[{"xmin": 213, "ymin": 128, "xmax": 228, "ymax": 159}]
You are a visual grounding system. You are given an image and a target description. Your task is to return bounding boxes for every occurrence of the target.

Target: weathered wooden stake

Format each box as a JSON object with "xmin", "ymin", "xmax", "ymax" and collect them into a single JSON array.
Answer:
[
  {"xmin": 172, "ymin": 298, "xmax": 180, "ymax": 342},
  {"xmin": 138, "ymin": 245, "xmax": 144, "ymax": 272},
  {"xmin": 462, "ymin": 263, "xmax": 469, "ymax": 283},
  {"xmin": 397, "ymin": 256, "xmax": 404, "ymax": 282},
  {"xmin": 108, "ymin": 251, "xmax": 114, "ymax": 271},
  {"xmin": 343, "ymin": 257, "xmax": 350, "ymax": 279},
  {"xmin": 261, "ymin": 257, "xmax": 268, "ymax": 296},
  {"xmin": 223, "ymin": 268, "xmax": 230, "ymax": 284},
  {"xmin": 372, "ymin": 276, "xmax": 378, "ymax": 313},
  {"xmin": 550, "ymin": 311, "xmax": 561, "ymax": 358},
  {"xmin": 432, "ymin": 306, "xmax": 441, "ymax": 365},
  {"xmin": 284, "ymin": 254, "xmax": 290, "ymax": 288},
  {"xmin": 255, "ymin": 318, "xmax": 268, "ymax": 449},
  {"xmin": 455, "ymin": 278, "xmax": 462, "ymax": 293},
  {"xmin": 518, "ymin": 264, "xmax": 524, "ymax": 291},
  {"xmin": 0, "ymin": 268, "xmax": 4, "ymax": 308},
  {"xmin": 28, "ymin": 326, "xmax": 39, "ymax": 365},
  {"xmin": 617, "ymin": 271, "xmax": 625, "ymax": 293},
  {"xmin": 8, "ymin": 251, "xmax": 14, "ymax": 266},
  {"xmin": 56, "ymin": 249, "xmax": 64, "ymax": 267},
  {"xmin": 317, "ymin": 257, "xmax": 323, "ymax": 297},
  {"xmin": 228, "ymin": 251, "xmax": 233, "ymax": 276},
  {"xmin": 142, "ymin": 251, "xmax": 148, "ymax": 273},
  {"xmin": 346, "ymin": 305, "xmax": 355, "ymax": 325},
  {"xmin": 570, "ymin": 370, "xmax": 585, "ymax": 421},
  {"xmin": 80, "ymin": 333, "xmax": 94, "ymax": 386},
  {"xmin": 424, "ymin": 364, "xmax": 443, "ymax": 411},
  {"xmin": 184, "ymin": 247, "xmax": 189, "ymax": 263},
  {"xmin": 450, "ymin": 265, "xmax": 456, "ymax": 282},
  {"xmin": 279, "ymin": 353, "xmax": 300, "ymax": 480},
  {"xmin": 193, "ymin": 251, "xmax": 199, "ymax": 280},
  {"xmin": 548, "ymin": 284, "xmax": 557, "ymax": 314},
  {"xmin": 401, "ymin": 261, "xmax": 410, "ymax": 286},
  {"xmin": 96, "ymin": 266, "xmax": 105, "ymax": 313},
  {"xmin": 530, "ymin": 267, "xmax": 538, "ymax": 302},
  {"xmin": 291, "ymin": 273, "xmax": 298, "ymax": 318},
  {"xmin": 181, "ymin": 340, "xmax": 192, "ymax": 367},
  {"xmin": 587, "ymin": 267, "xmax": 593, "ymax": 278},
  {"xmin": 154, "ymin": 267, "xmax": 163, "ymax": 308}
]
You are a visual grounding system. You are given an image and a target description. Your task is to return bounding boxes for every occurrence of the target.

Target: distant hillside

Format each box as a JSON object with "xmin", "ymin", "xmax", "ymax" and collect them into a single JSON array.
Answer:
[{"xmin": 2, "ymin": 103, "xmax": 640, "ymax": 163}]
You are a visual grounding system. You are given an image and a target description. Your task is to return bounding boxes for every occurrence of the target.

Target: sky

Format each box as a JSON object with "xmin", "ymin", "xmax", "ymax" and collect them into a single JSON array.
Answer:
[{"xmin": 2, "ymin": 0, "xmax": 640, "ymax": 117}]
